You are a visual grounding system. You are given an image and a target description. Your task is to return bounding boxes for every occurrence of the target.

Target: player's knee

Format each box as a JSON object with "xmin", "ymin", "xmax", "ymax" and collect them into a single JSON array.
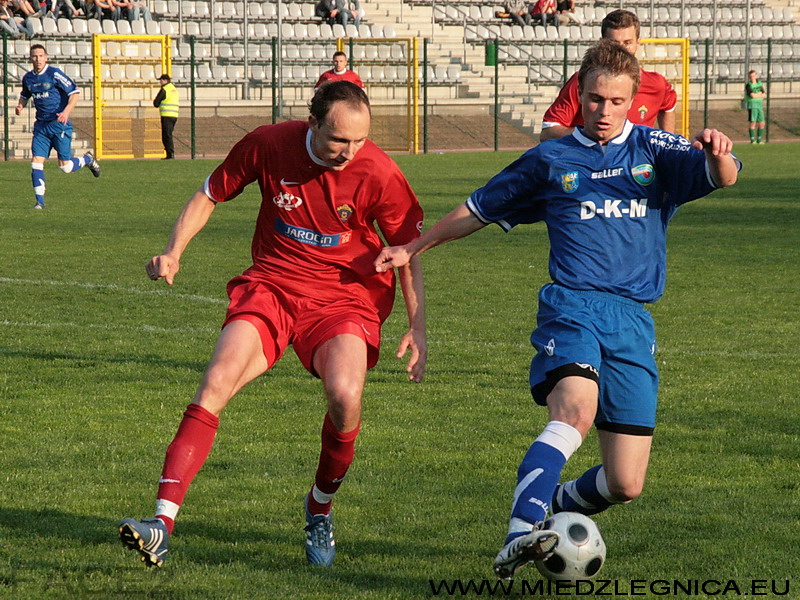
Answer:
[
  {"xmin": 59, "ymin": 161, "xmax": 74, "ymax": 174},
  {"xmin": 606, "ymin": 477, "xmax": 644, "ymax": 503},
  {"xmin": 324, "ymin": 384, "xmax": 363, "ymax": 430},
  {"xmin": 196, "ymin": 368, "xmax": 237, "ymax": 410}
]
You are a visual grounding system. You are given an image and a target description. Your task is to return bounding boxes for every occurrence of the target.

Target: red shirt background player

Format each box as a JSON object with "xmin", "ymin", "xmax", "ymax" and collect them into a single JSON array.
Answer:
[
  {"xmin": 314, "ymin": 51, "xmax": 365, "ymax": 91},
  {"xmin": 540, "ymin": 9, "xmax": 677, "ymax": 141},
  {"xmin": 120, "ymin": 82, "xmax": 426, "ymax": 570}
]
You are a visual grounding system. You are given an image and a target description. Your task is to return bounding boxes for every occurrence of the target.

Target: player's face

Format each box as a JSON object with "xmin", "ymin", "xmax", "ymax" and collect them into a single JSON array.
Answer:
[
  {"xmin": 309, "ymin": 102, "xmax": 370, "ymax": 171},
  {"xmin": 579, "ymin": 71, "xmax": 634, "ymax": 144},
  {"xmin": 30, "ymin": 48, "xmax": 48, "ymax": 73},
  {"xmin": 604, "ymin": 26, "xmax": 639, "ymax": 56},
  {"xmin": 333, "ymin": 55, "xmax": 347, "ymax": 71}
]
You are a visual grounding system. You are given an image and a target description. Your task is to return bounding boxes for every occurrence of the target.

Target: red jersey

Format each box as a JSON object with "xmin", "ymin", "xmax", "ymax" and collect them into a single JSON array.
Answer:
[
  {"xmin": 314, "ymin": 69, "xmax": 364, "ymax": 90},
  {"xmin": 205, "ymin": 120, "xmax": 423, "ymax": 322},
  {"xmin": 542, "ymin": 69, "xmax": 677, "ymax": 129}
]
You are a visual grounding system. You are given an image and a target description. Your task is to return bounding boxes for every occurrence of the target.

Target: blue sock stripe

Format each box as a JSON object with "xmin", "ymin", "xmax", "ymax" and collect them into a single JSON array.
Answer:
[
  {"xmin": 508, "ymin": 441, "xmax": 567, "ymax": 540},
  {"xmin": 555, "ymin": 464, "xmax": 613, "ymax": 516}
]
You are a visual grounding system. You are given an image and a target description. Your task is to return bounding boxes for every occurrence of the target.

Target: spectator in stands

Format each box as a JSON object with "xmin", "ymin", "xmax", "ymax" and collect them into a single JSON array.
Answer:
[
  {"xmin": 315, "ymin": 0, "xmax": 360, "ymax": 27},
  {"xmin": 539, "ymin": 9, "xmax": 677, "ymax": 140},
  {"xmin": 556, "ymin": 0, "xmax": 581, "ymax": 24},
  {"xmin": 1, "ymin": 0, "xmax": 34, "ymax": 38},
  {"xmin": 530, "ymin": 0, "xmax": 559, "ymax": 27},
  {"xmin": 127, "ymin": 0, "xmax": 151, "ymax": 21},
  {"xmin": 745, "ymin": 70, "xmax": 766, "ymax": 144},
  {"xmin": 93, "ymin": 0, "xmax": 120, "ymax": 20},
  {"xmin": 114, "ymin": 0, "xmax": 133, "ymax": 20},
  {"xmin": 314, "ymin": 51, "xmax": 365, "ymax": 91},
  {"xmin": 504, "ymin": 0, "xmax": 531, "ymax": 26},
  {"xmin": 51, "ymin": 0, "xmax": 82, "ymax": 19}
]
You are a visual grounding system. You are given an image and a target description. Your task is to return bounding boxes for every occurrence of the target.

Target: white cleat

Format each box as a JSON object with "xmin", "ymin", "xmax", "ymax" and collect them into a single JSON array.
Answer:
[{"xmin": 493, "ymin": 528, "xmax": 559, "ymax": 579}]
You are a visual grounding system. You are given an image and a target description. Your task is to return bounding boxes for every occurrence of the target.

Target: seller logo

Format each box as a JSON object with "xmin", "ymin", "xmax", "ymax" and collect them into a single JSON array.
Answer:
[
  {"xmin": 561, "ymin": 171, "xmax": 579, "ymax": 194},
  {"xmin": 273, "ymin": 191, "xmax": 303, "ymax": 211},
  {"xmin": 631, "ymin": 164, "xmax": 655, "ymax": 186}
]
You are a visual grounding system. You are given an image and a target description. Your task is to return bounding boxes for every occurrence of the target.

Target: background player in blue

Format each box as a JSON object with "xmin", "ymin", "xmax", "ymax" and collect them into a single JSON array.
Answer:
[
  {"xmin": 16, "ymin": 44, "xmax": 101, "ymax": 209},
  {"xmin": 374, "ymin": 40, "xmax": 740, "ymax": 578}
]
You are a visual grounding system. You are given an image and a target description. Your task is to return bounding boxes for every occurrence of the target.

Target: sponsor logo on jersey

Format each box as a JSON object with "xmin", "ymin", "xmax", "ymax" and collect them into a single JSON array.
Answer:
[
  {"xmin": 580, "ymin": 198, "xmax": 648, "ymax": 220},
  {"xmin": 273, "ymin": 191, "xmax": 303, "ymax": 211},
  {"xmin": 631, "ymin": 164, "xmax": 655, "ymax": 186},
  {"xmin": 638, "ymin": 104, "xmax": 649, "ymax": 120},
  {"xmin": 591, "ymin": 167, "xmax": 623, "ymax": 180},
  {"xmin": 337, "ymin": 203, "xmax": 353, "ymax": 223},
  {"xmin": 274, "ymin": 218, "xmax": 351, "ymax": 247},
  {"xmin": 279, "ymin": 177, "xmax": 300, "ymax": 185},
  {"xmin": 648, "ymin": 130, "xmax": 692, "ymax": 152},
  {"xmin": 32, "ymin": 92, "xmax": 50, "ymax": 100},
  {"xmin": 561, "ymin": 171, "xmax": 579, "ymax": 193},
  {"xmin": 575, "ymin": 363, "xmax": 599, "ymax": 377}
]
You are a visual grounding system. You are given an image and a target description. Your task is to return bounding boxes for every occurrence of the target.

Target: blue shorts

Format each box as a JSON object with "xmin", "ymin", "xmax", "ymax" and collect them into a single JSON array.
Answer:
[
  {"xmin": 32, "ymin": 120, "xmax": 74, "ymax": 161},
  {"xmin": 529, "ymin": 283, "xmax": 659, "ymax": 435}
]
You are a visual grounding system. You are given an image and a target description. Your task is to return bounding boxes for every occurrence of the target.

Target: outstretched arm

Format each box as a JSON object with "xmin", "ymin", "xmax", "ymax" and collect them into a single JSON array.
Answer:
[
  {"xmin": 691, "ymin": 129, "xmax": 738, "ymax": 188},
  {"xmin": 374, "ymin": 203, "xmax": 486, "ymax": 272},
  {"xmin": 146, "ymin": 186, "xmax": 217, "ymax": 284},
  {"xmin": 396, "ymin": 255, "xmax": 427, "ymax": 382}
]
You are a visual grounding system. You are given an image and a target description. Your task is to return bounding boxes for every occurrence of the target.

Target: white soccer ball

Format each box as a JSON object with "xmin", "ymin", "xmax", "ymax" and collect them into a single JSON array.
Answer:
[{"xmin": 534, "ymin": 512, "xmax": 606, "ymax": 583}]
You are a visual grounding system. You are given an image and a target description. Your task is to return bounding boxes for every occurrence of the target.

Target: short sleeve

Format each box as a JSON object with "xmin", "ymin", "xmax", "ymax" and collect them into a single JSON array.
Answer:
[
  {"xmin": 542, "ymin": 73, "xmax": 582, "ymax": 128},
  {"xmin": 206, "ymin": 130, "xmax": 262, "ymax": 203},
  {"xmin": 372, "ymin": 164, "xmax": 424, "ymax": 246}
]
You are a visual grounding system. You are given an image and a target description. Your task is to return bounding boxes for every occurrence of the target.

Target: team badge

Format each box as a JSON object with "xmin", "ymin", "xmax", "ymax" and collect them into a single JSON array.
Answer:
[
  {"xmin": 337, "ymin": 204, "xmax": 353, "ymax": 223},
  {"xmin": 561, "ymin": 172, "xmax": 579, "ymax": 193},
  {"xmin": 638, "ymin": 104, "xmax": 648, "ymax": 120},
  {"xmin": 273, "ymin": 191, "xmax": 303, "ymax": 211},
  {"xmin": 631, "ymin": 164, "xmax": 655, "ymax": 186}
]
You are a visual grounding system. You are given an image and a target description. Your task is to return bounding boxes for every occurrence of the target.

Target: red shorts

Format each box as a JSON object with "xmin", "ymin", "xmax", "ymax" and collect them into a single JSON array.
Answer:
[{"xmin": 223, "ymin": 276, "xmax": 382, "ymax": 377}]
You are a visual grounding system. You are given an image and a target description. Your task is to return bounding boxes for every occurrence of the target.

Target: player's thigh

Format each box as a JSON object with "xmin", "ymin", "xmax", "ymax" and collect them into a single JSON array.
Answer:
[
  {"xmin": 53, "ymin": 123, "xmax": 74, "ymax": 161},
  {"xmin": 313, "ymin": 333, "xmax": 368, "ymax": 431},
  {"xmin": 597, "ymin": 429, "xmax": 652, "ymax": 500},
  {"xmin": 195, "ymin": 320, "xmax": 269, "ymax": 412}
]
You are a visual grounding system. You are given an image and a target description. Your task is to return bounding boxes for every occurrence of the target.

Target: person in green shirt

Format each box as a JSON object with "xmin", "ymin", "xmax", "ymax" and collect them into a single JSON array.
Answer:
[{"xmin": 745, "ymin": 70, "xmax": 766, "ymax": 144}]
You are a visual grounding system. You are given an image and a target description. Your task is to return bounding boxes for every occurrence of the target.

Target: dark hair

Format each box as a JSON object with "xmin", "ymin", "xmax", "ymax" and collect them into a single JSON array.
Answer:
[
  {"xmin": 332, "ymin": 51, "xmax": 347, "ymax": 60},
  {"xmin": 601, "ymin": 9, "xmax": 640, "ymax": 39},
  {"xmin": 309, "ymin": 80, "xmax": 370, "ymax": 125},
  {"xmin": 30, "ymin": 43, "xmax": 47, "ymax": 55},
  {"xmin": 578, "ymin": 39, "xmax": 641, "ymax": 97}
]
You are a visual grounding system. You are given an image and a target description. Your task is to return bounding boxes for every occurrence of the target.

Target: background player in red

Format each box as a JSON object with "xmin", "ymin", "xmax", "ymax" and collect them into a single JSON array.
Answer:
[
  {"xmin": 118, "ymin": 81, "xmax": 426, "ymax": 569},
  {"xmin": 314, "ymin": 51, "xmax": 365, "ymax": 91},
  {"xmin": 539, "ymin": 9, "xmax": 677, "ymax": 141}
]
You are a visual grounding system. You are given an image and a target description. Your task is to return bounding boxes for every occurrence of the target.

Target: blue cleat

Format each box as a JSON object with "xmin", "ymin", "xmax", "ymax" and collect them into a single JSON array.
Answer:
[
  {"xmin": 118, "ymin": 517, "xmax": 169, "ymax": 567},
  {"xmin": 304, "ymin": 497, "xmax": 335, "ymax": 567},
  {"xmin": 86, "ymin": 152, "xmax": 101, "ymax": 178},
  {"xmin": 493, "ymin": 526, "xmax": 559, "ymax": 579}
]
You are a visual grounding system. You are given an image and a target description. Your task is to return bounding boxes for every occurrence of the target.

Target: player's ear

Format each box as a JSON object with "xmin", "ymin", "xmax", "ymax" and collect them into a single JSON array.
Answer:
[{"xmin": 308, "ymin": 115, "xmax": 319, "ymax": 130}]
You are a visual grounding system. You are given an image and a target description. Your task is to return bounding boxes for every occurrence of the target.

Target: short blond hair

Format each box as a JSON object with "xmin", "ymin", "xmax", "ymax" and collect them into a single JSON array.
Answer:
[{"xmin": 578, "ymin": 39, "xmax": 641, "ymax": 97}]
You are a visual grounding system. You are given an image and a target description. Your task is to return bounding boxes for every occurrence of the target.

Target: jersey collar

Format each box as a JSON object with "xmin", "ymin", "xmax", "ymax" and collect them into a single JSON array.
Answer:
[
  {"xmin": 572, "ymin": 120, "xmax": 634, "ymax": 147},
  {"xmin": 33, "ymin": 65, "xmax": 50, "ymax": 76},
  {"xmin": 305, "ymin": 127, "xmax": 329, "ymax": 167}
]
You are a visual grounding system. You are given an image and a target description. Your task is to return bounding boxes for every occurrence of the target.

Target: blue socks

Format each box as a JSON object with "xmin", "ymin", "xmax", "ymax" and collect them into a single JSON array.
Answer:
[
  {"xmin": 31, "ymin": 163, "xmax": 46, "ymax": 207},
  {"xmin": 506, "ymin": 421, "xmax": 582, "ymax": 544},
  {"xmin": 552, "ymin": 464, "xmax": 616, "ymax": 516}
]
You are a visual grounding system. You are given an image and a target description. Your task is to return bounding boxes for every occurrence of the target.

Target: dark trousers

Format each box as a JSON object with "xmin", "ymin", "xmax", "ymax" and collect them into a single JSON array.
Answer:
[{"xmin": 160, "ymin": 116, "xmax": 177, "ymax": 159}]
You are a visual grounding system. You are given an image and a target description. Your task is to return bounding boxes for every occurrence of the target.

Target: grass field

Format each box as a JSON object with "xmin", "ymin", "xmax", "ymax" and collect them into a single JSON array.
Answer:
[{"xmin": 1, "ymin": 143, "xmax": 798, "ymax": 600}]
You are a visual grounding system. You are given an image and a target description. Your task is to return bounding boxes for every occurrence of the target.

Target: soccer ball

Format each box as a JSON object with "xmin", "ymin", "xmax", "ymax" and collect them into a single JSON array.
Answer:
[{"xmin": 534, "ymin": 512, "xmax": 606, "ymax": 583}]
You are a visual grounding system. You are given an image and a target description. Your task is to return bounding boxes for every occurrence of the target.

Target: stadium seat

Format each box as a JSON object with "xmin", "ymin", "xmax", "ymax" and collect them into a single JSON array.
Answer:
[
  {"xmin": 293, "ymin": 23, "xmax": 306, "ymax": 37},
  {"xmin": 214, "ymin": 22, "xmax": 228, "ymax": 37},
  {"xmin": 196, "ymin": 63, "xmax": 213, "ymax": 81},
  {"xmin": 60, "ymin": 40, "xmax": 76, "ymax": 56},
  {"xmin": 141, "ymin": 64, "xmax": 155, "ymax": 80},
  {"xmin": 319, "ymin": 23, "xmax": 333, "ymax": 38},
  {"xmin": 56, "ymin": 18, "xmax": 72, "ymax": 35},
  {"xmin": 263, "ymin": 3, "xmax": 275, "ymax": 18},
  {"xmin": 80, "ymin": 63, "xmax": 93, "ymax": 81},
  {"xmin": 259, "ymin": 43, "xmax": 272, "ymax": 60},
  {"xmin": 382, "ymin": 24, "xmax": 395, "ymax": 38},
  {"xmin": 218, "ymin": 42, "xmax": 233, "ymax": 58},
  {"xmin": 370, "ymin": 24, "xmax": 383, "ymax": 37},
  {"xmin": 72, "ymin": 18, "xmax": 88, "ymax": 35},
  {"xmin": 306, "ymin": 23, "xmax": 320, "ymax": 38},
  {"xmin": 166, "ymin": 0, "xmax": 178, "ymax": 14},
  {"xmin": 42, "ymin": 17, "xmax": 57, "ymax": 35},
  {"xmin": 358, "ymin": 24, "xmax": 370, "ymax": 37},
  {"xmin": 227, "ymin": 22, "xmax": 242, "ymax": 37},
  {"xmin": 332, "ymin": 23, "xmax": 345, "ymax": 37},
  {"xmin": 117, "ymin": 19, "xmax": 132, "ymax": 34},
  {"xmin": 105, "ymin": 41, "xmax": 121, "ymax": 57},
  {"xmin": 146, "ymin": 20, "xmax": 160, "ymax": 35},
  {"xmin": 76, "ymin": 40, "xmax": 91, "ymax": 56},
  {"xmin": 110, "ymin": 64, "xmax": 125, "ymax": 80},
  {"xmin": 246, "ymin": 44, "xmax": 260, "ymax": 59},
  {"xmin": 160, "ymin": 21, "xmax": 174, "ymax": 35},
  {"xmin": 131, "ymin": 19, "xmax": 145, "ymax": 34},
  {"xmin": 446, "ymin": 65, "xmax": 461, "ymax": 81},
  {"xmin": 102, "ymin": 19, "xmax": 117, "ymax": 34},
  {"xmin": 299, "ymin": 45, "xmax": 313, "ymax": 60},
  {"xmin": 281, "ymin": 22, "xmax": 293, "ymax": 38}
]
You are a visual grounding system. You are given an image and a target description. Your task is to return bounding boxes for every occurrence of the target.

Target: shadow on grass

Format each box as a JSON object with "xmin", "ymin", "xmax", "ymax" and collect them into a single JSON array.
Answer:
[{"xmin": 0, "ymin": 507, "xmax": 442, "ymax": 598}]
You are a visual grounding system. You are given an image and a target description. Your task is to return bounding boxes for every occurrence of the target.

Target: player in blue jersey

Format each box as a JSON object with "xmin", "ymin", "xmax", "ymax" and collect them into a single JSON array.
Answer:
[
  {"xmin": 16, "ymin": 44, "xmax": 100, "ymax": 209},
  {"xmin": 374, "ymin": 39, "xmax": 740, "ymax": 578}
]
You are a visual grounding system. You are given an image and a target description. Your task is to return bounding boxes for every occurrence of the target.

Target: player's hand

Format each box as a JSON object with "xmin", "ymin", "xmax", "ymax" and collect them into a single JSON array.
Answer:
[
  {"xmin": 15, "ymin": 105, "xmax": 23, "ymax": 116},
  {"xmin": 691, "ymin": 128, "xmax": 733, "ymax": 156},
  {"xmin": 56, "ymin": 111, "xmax": 69, "ymax": 125},
  {"xmin": 146, "ymin": 254, "xmax": 180, "ymax": 285},
  {"xmin": 374, "ymin": 245, "xmax": 412, "ymax": 273},
  {"xmin": 396, "ymin": 328, "xmax": 427, "ymax": 383}
]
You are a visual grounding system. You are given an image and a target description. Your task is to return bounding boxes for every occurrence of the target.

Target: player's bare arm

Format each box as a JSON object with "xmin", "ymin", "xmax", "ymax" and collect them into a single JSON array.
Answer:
[
  {"xmin": 691, "ymin": 129, "xmax": 738, "ymax": 188},
  {"xmin": 57, "ymin": 91, "xmax": 80, "ymax": 125},
  {"xmin": 147, "ymin": 186, "xmax": 217, "ymax": 284},
  {"xmin": 396, "ymin": 256, "xmax": 427, "ymax": 383},
  {"xmin": 539, "ymin": 124, "xmax": 574, "ymax": 142},
  {"xmin": 374, "ymin": 203, "xmax": 486, "ymax": 272},
  {"xmin": 657, "ymin": 109, "xmax": 675, "ymax": 133}
]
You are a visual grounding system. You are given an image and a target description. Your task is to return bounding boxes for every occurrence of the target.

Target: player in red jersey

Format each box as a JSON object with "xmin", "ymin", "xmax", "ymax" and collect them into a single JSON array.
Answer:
[
  {"xmin": 118, "ymin": 81, "xmax": 426, "ymax": 569},
  {"xmin": 540, "ymin": 9, "xmax": 677, "ymax": 141},
  {"xmin": 314, "ymin": 51, "xmax": 365, "ymax": 91}
]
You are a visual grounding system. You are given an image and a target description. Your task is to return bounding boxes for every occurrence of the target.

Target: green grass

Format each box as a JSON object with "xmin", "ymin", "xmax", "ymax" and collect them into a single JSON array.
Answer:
[{"xmin": 1, "ymin": 144, "xmax": 798, "ymax": 599}]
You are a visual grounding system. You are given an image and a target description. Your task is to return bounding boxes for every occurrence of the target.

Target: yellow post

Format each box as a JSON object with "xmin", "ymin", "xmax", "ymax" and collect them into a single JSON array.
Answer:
[{"xmin": 411, "ymin": 37, "xmax": 419, "ymax": 154}]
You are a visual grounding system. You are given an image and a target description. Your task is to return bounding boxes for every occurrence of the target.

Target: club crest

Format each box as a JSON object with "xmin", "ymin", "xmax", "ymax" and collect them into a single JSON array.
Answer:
[
  {"xmin": 638, "ymin": 104, "xmax": 649, "ymax": 120},
  {"xmin": 631, "ymin": 164, "xmax": 655, "ymax": 186},
  {"xmin": 337, "ymin": 204, "xmax": 354, "ymax": 223},
  {"xmin": 561, "ymin": 171, "xmax": 579, "ymax": 193}
]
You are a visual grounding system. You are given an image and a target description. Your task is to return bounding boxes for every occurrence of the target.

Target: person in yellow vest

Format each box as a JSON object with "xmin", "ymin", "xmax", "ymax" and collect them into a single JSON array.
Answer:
[{"xmin": 153, "ymin": 74, "xmax": 179, "ymax": 159}]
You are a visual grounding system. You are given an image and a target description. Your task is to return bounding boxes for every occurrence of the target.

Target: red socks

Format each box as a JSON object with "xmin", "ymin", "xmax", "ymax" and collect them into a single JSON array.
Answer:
[
  {"xmin": 306, "ymin": 413, "xmax": 360, "ymax": 515},
  {"xmin": 155, "ymin": 403, "xmax": 220, "ymax": 534}
]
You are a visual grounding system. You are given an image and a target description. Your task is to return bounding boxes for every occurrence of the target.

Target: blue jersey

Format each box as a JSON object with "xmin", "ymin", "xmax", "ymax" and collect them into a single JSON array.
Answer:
[
  {"xmin": 467, "ymin": 121, "xmax": 739, "ymax": 303},
  {"xmin": 20, "ymin": 65, "xmax": 79, "ymax": 123}
]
